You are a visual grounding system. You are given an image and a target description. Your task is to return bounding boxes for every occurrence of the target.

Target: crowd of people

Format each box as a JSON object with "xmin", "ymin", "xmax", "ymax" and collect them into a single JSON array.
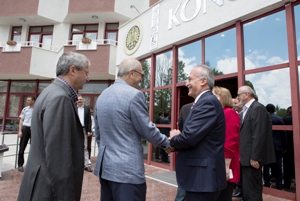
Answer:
[{"xmin": 15, "ymin": 52, "xmax": 295, "ymax": 201}]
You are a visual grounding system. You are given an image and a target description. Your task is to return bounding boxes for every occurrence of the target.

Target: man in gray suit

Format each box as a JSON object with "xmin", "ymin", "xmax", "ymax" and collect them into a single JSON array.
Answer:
[
  {"xmin": 93, "ymin": 58, "xmax": 171, "ymax": 201},
  {"xmin": 18, "ymin": 52, "xmax": 90, "ymax": 201}
]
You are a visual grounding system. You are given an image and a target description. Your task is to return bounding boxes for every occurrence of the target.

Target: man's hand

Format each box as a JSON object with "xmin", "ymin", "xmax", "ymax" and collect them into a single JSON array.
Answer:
[
  {"xmin": 168, "ymin": 129, "xmax": 181, "ymax": 140},
  {"xmin": 18, "ymin": 131, "xmax": 22, "ymax": 138},
  {"xmin": 250, "ymin": 159, "xmax": 260, "ymax": 169},
  {"xmin": 87, "ymin": 132, "xmax": 92, "ymax": 137},
  {"xmin": 164, "ymin": 147, "xmax": 175, "ymax": 154}
]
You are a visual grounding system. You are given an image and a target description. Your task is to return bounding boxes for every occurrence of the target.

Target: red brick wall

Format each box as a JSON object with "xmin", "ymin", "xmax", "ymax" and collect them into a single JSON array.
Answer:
[
  {"xmin": 0, "ymin": 0, "xmax": 39, "ymax": 16},
  {"xmin": 63, "ymin": 46, "xmax": 110, "ymax": 74},
  {"xmin": 0, "ymin": 48, "xmax": 32, "ymax": 74},
  {"xmin": 69, "ymin": 0, "xmax": 115, "ymax": 13}
]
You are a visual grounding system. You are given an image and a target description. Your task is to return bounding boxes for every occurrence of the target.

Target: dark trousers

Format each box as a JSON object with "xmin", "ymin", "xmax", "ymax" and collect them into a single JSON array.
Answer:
[
  {"xmin": 186, "ymin": 190, "xmax": 220, "ymax": 201},
  {"xmin": 263, "ymin": 150, "xmax": 283, "ymax": 189},
  {"xmin": 100, "ymin": 178, "xmax": 146, "ymax": 201},
  {"xmin": 87, "ymin": 135, "xmax": 92, "ymax": 159},
  {"xmin": 242, "ymin": 165, "xmax": 263, "ymax": 201},
  {"xmin": 18, "ymin": 126, "xmax": 31, "ymax": 167},
  {"xmin": 216, "ymin": 182, "xmax": 234, "ymax": 201},
  {"xmin": 283, "ymin": 149, "xmax": 295, "ymax": 188}
]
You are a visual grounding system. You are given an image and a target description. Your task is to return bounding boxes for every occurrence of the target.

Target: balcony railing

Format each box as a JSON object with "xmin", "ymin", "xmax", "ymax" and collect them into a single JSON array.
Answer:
[
  {"xmin": 64, "ymin": 39, "xmax": 118, "ymax": 46},
  {"xmin": 0, "ymin": 41, "xmax": 60, "ymax": 52}
]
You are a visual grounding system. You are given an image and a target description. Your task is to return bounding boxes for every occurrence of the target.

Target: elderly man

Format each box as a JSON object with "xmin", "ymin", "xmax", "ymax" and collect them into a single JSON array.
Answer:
[
  {"xmin": 93, "ymin": 58, "xmax": 170, "ymax": 201},
  {"xmin": 18, "ymin": 52, "xmax": 90, "ymax": 201},
  {"xmin": 169, "ymin": 65, "xmax": 227, "ymax": 201},
  {"xmin": 237, "ymin": 86, "xmax": 275, "ymax": 201}
]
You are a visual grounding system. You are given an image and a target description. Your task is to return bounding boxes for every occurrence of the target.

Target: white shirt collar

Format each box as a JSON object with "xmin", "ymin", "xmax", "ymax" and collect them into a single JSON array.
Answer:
[{"xmin": 194, "ymin": 90, "xmax": 210, "ymax": 103}]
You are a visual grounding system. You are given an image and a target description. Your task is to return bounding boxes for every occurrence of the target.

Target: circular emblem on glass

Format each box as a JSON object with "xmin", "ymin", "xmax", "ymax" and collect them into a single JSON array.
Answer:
[{"xmin": 124, "ymin": 21, "xmax": 143, "ymax": 55}]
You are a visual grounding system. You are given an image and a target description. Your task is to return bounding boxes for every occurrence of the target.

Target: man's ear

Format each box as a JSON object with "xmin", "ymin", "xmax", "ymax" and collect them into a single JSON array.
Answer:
[{"xmin": 69, "ymin": 65, "xmax": 76, "ymax": 75}]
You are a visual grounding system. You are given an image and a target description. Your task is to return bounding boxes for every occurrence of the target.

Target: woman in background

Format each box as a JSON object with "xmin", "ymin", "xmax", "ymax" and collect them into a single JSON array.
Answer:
[{"xmin": 212, "ymin": 86, "xmax": 240, "ymax": 201}]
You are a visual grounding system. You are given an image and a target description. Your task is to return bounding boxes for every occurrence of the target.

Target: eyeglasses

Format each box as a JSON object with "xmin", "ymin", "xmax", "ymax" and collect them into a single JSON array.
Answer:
[
  {"xmin": 237, "ymin": 92, "xmax": 246, "ymax": 97},
  {"xmin": 133, "ymin": 70, "xmax": 144, "ymax": 79}
]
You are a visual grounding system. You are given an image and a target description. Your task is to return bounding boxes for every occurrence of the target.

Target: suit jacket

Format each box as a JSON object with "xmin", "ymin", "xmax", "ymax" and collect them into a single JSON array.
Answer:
[
  {"xmin": 269, "ymin": 113, "xmax": 287, "ymax": 151},
  {"xmin": 93, "ymin": 79, "xmax": 170, "ymax": 184},
  {"xmin": 240, "ymin": 100, "xmax": 275, "ymax": 166},
  {"xmin": 170, "ymin": 91, "xmax": 227, "ymax": 192},
  {"xmin": 160, "ymin": 117, "xmax": 170, "ymax": 137},
  {"xmin": 18, "ymin": 79, "xmax": 84, "ymax": 201},
  {"xmin": 178, "ymin": 102, "xmax": 193, "ymax": 132},
  {"xmin": 78, "ymin": 105, "xmax": 91, "ymax": 133},
  {"xmin": 223, "ymin": 107, "xmax": 240, "ymax": 183}
]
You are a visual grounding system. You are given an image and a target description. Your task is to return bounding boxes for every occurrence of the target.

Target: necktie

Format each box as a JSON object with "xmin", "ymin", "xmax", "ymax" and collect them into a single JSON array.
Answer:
[{"xmin": 190, "ymin": 102, "xmax": 195, "ymax": 110}]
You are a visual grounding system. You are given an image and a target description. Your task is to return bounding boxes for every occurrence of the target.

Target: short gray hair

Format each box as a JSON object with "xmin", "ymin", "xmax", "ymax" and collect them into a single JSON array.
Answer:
[
  {"xmin": 240, "ymin": 86, "xmax": 255, "ymax": 98},
  {"xmin": 56, "ymin": 52, "xmax": 90, "ymax": 76},
  {"xmin": 117, "ymin": 58, "xmax": 140, "ymax": 78},
  {"xmin": 196, "ymin": 64, "xmax": 214, "ymax": 89}
]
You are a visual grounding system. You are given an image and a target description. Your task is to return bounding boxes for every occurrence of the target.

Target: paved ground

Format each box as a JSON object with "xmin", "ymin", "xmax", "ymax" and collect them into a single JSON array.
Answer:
[{"xmin": 0, "ymin": 133, "xmax": 295, "ymax": 201}]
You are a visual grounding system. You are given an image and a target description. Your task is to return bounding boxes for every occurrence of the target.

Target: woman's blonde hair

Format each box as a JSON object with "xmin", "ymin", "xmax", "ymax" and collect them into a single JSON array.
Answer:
[{"xmin": 212, "ymin": 86, "xmax": 233, "ymax": 108}]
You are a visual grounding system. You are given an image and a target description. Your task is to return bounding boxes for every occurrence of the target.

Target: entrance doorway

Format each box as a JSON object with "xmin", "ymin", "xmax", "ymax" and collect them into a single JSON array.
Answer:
[{"xmin": 178, "ymin": 76, "xmax": 238, "ymax": 111}]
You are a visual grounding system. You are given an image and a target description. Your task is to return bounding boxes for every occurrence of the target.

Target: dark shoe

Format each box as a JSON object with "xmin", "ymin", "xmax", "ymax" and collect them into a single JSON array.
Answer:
[
  {"xmin": 232, "ymin": 191, "xmax": 243, "ymax": 197},
  {"xmin": 84, "ymin": 166, "xmax": 92, "ymax": 172},
  {"xmin": 18, "ymin": 166, "xmax": 24, "ymax": 172}
]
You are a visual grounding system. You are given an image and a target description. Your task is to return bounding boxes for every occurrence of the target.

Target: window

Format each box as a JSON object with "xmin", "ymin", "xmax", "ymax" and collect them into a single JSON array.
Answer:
[
  {"xmin": 28, "ymin": 26, "xmax": 53, "ymax": 49},
  {"xmin": 71, "ymin": 24, "xmax": 98, "ymax": 45},
  {"xmin": 178, "ymin": 40, "xmax": 201, "ymax": 83},
  {"xmin": 243, "ymin": 10, "xmax": 288, "ymax": 70},
  {"xmin": 105, "ymin": 23, "xmax": 119, "ymax": 45},
  {"xmin": 11, "ymin": 27, "xmax": 22, "ymax": 42},
  {"xmin": 205, "ymin": 28, "xmax": 237, "ymax": 74}
]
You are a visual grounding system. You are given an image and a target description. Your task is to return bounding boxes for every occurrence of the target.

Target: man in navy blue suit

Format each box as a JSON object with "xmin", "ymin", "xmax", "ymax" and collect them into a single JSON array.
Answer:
[{"xmin": 169, "ymin": 65, "xmax": 227, "ymax": 201}]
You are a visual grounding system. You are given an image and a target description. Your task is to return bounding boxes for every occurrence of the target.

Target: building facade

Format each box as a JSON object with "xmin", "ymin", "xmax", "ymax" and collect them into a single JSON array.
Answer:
[
  {"xmin": 1, "ymin": 0, "xmax": 300, "ymax": 200},
  {"xmin": 116, "ymin": 0, "xmax": 300, "ymax": 200}
]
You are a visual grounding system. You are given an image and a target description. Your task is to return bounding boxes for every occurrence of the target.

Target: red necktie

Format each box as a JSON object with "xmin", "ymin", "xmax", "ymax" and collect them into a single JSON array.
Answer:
[{"xmin": 190, "ymin": 102, "xmax": 195, "ymax": 110}]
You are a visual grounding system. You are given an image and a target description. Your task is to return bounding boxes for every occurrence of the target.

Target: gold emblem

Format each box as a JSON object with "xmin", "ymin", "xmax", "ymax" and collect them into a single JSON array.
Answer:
[{"xmin": 124, "ymin": 21, "xmax": 143, "ymax": 55}]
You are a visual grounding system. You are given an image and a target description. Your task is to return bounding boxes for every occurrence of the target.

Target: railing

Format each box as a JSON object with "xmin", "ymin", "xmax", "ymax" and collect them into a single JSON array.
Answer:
[
  {"xmin": 0, "ymin": 131, "xmax": 98, "ymax": 170},
  {"xmin": 0, "ymin": 131, "xmax": 20, "ymax": 168},
  {"xmin": 0, "ymin": 41, "xmax": 60, "ymax": 52},
  {"xmin": 64, "ymin": 39, "xmax": 118, "ymax": 46}
]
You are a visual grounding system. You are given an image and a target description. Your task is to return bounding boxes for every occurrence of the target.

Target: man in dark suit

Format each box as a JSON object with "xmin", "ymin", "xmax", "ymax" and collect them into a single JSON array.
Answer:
[
  {"xmin": 18, "ymin": 52, "xmax": 90, "ymax": 201},
  {"xmin": 169, "ymin": 65, "xmax": 227, "ymax": 201},
  {"xmin": 282, "ymin": 106, "xmax": 295, "ymax": 189},
  {"xmin": 175, "ymin": 102, "xmax": 193, "ymax": 201},
  {"xmin": 237, "ymin": 86, "xmax": 276, "ymax": 201},
  {"xmin": 177, "ymin": 103, "xmax": 193, "ymax": 132},
  {"xmin": 77, "ymin": 95, "xmax": 92, "ymax": 172},
  {"xmin": 263, "ymin": 103, "xmax": 287, "ymax": 190}
]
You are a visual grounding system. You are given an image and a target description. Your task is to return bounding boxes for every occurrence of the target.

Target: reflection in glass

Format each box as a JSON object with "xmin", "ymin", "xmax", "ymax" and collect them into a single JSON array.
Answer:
[
  {"xmin": 245, "ymin": 68, "xmax": 291, "ymax": 109},
  {"xmin": 141, "ymin": 59, "xmax": 151, "ymax": 89},
  {"xmin": 0, "ymin": 81, "xmax": 8, "ymax": 92},
  {"xmin": 154, "ymin": 89, "xmax": 172, "ymax": 121},
  {"xmin": 4, "ymin": 119, "xmax": 19, "ymax": 132},
  {"xmin": 155, "ymin": 51, "xmax": 172, "ymax": 87},
  {"xmin": 178, "ymin": 41, "xmax": 201, "ymax": 83},
  {"xmin": 294, "ymin": 4, "xmax": 300, "ymax": 59},
  {"xmin": 10, "ymin": 82, "xmax": 36, "ymax": 92},
  {"xmin": 143, "ymin": 91, "xmax": 150, "ymax": 111},
  {"xmin": 82, "ymin": 96, "xmax": 91, "ymax": 106},
  {"xmin": 152, "ymin": 144, "xmax": 170, "ymax": 165},
  {"xmin": 0, "ymin": 94, "xmax": 6, "ymax": 117},
  {"xmin": 244, "ymin": 10, "xmax": 288, "ymax": 70},
  {"xmin": 205, "ymin": 28, "xmax": 237, "ymax": 74},
  {"xmin": 8, "ymin": 94, "xmax": 20, "ymax": 117},
  {"xmin": 79, "ymin": 82, "xmax": 108, "ymax": 94},
  {"xmin": 142, "ymin": 138, "xmax": 148, "ymax": 160},
  {"xmin": 38, "ymin": 82, "xmax": 51, "ymax": 93},
  {"xmin": 72, "ymin": 34, "xmax": 83, "ymax": 45},
  {"xmin": 42, "ymin": 35, "xmax": 52, "ymax": 50}
]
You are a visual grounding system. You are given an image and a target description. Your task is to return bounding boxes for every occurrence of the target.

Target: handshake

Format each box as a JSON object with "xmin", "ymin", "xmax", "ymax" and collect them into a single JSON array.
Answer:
[{"xmin": 163, "ymin": 129, "xmax": 181, "ymax": 154}]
